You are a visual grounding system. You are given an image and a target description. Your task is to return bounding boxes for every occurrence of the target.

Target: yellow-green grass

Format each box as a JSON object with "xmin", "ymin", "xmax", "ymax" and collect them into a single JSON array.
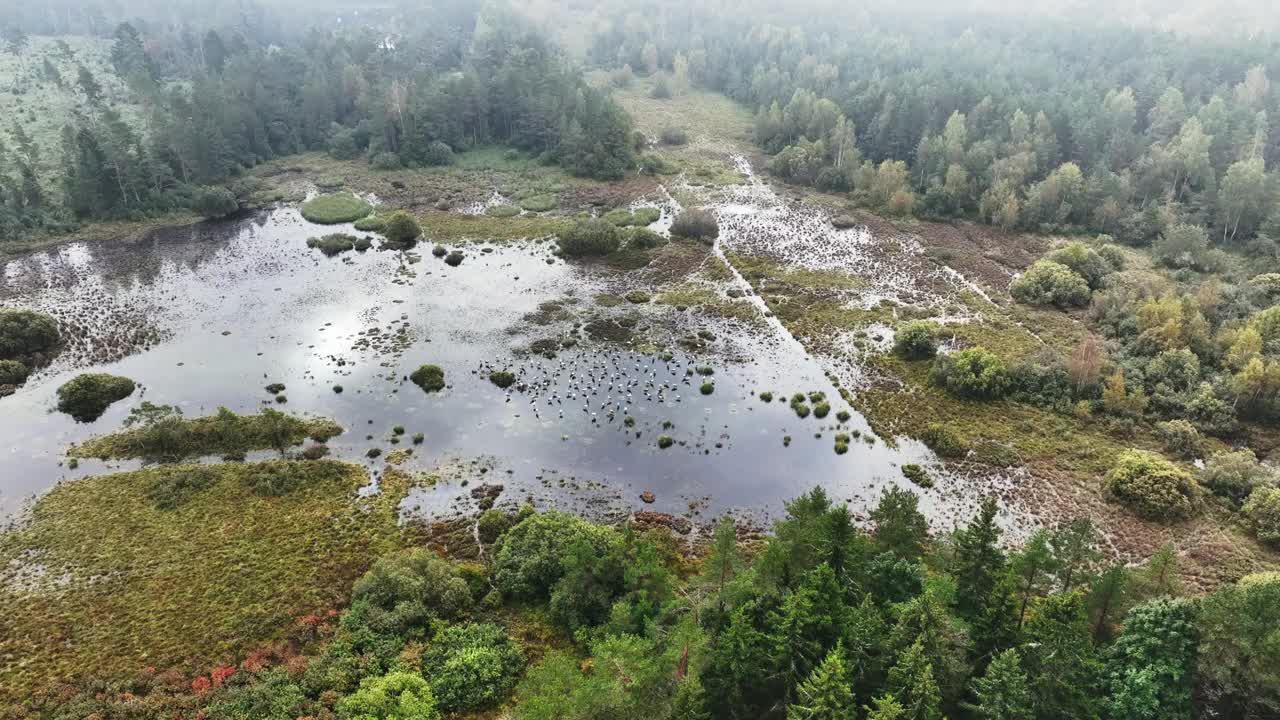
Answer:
[
  {"xmin": 0, "ymin": 460, "xmax": 408, "ymax": 700},
  {"xmin": 419, "ymin": 211, "xmax": 573, "ymax": 242}
]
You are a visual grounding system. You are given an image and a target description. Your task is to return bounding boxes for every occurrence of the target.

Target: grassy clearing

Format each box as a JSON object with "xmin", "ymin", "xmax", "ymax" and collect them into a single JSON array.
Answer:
[
  {"xmin": 68, "ymin": 408, "xmax": 343, "ymax": 461},
  {"xmin": 420, "ymin": 211, "xmax": 573, "ymax": 242},
  {"xmin": 300, "ymin": 192, "xmax": 374, "ymax": 224},
  {"xmin": 0, "ymin": 460, "xmax": 409, "ymax": 701}
]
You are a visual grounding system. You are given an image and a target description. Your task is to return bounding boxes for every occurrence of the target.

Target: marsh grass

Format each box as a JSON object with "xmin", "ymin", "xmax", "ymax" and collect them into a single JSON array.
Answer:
[
  {"xmin": 0, "ymin": 460, "xmax": 408, "ymax": 701},
  {"xmin": 69, "ymin": 408, "xmax": 342, "ymax": 462}
]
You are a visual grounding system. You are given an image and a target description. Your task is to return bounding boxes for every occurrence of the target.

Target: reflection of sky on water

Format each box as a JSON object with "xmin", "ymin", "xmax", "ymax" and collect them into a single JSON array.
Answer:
[{"xmin": 0, "ymin": 207, "xmax": 1006, "ymax": 531}]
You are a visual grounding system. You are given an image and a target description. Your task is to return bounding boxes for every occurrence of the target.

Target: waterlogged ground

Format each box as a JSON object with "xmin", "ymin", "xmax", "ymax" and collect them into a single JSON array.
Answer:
[{"xmin": 0, "ymin": 162, "xmax": 1039, "ymax": 536}]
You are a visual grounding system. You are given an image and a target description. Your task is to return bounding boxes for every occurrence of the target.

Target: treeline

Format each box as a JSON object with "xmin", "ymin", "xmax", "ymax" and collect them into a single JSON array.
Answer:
[
  {"xmin": 0, "ymin": 3, "xmax": 634, "ymax": 240},
  {"xmin": 27, "ymin": 487, "xmax": 1280, "ymax": 719},
  {"xmin": 585, "ymin": 2, "xmax": 1280, "ymax": 247}
]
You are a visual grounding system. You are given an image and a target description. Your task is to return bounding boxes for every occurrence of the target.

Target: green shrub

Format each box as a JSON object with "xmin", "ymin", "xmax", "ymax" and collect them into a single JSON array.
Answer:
[
  {"xmin": 626, "ymin": 290, "xmax": 651, "ymax": 303},
  {"xmin": 893, "ymin": 321, "xmax": 938, "ymax": 360},
  {"xmin": 381, "ymin": 211, "xmax": 422, "ymax": 248},
  {"xmin": 921, "ymin": 422, "xmax": 967, "ymax": 458},
  {"xmin": 307, "ymin": 233, "xmax": 359, "ymax": 256},
  {"xmin": 700, "ymin": 382, "xmax": 715, "ymax": 395},
  {"xmin": 1200, "ymin": 449, "xmax": 1275, "ymax": 505},
  {"xmin": 370, "ymin": 152, "xmax": 402, "ymax": 170},
  {"xmin": 1010, "ymin": 260, "xmax": 1091, "ymax": 307},
  {"xmin": 1046, "ymin": 241, "xmax": 1112, "ymax": 289},
  {"xmin": 657, "ymin": 435, "xmax": 674, "ymax": 448},
  {"xmin": 813, "ymin": 401, "xmax": 830, "ymax": 418},
  {"xmin": 411, "ymin": 365, "xmax": 446, "ymax": 393},
  {"xmin": 492, "ymin": 511, "xmax": 618, "ymax": 599},
  {"xmin": 670, "ymin": 208, "xmax": 719, "ymax": 241},
  {"xmin": 1155, "ymin": 419, "xmax": 1202, "ymax": 459},
  {"xmin": 490, "ymin": 371, "xmax": 516, "ymax": 389},
  {"xmin": 348, "ymin": 549, "xmax": 473, "ymax": 636},
  {"xmin": 558, "ymin": 218, "xmax": 622, "ymax": 256},
  {"xmin": 445, "ymin": 250, "xmax": 465, "ymax": 266},
  {"xmin": 478, "ymin": 509, "xmax": 513, "ymax": 544},
  {"xmin": 760, "ymin": 391, "xmax": 774, "ymax": 402},
  {"xmin": 55, "ymin": 373, "xmax": 136, "ymax": 422},
  {"xmin": 0, "ymin": 309, "xmax": 59, "ymax": 359},
  {"xmin": 354, "ymin": 215, "xmax": 386, "ymax": 231},
  {"xmin": 521, "ymin": 195, "xmax": 558, "ymax": 212},
  {"xmin": 930, "ymin": 348, "xmax": 1009, "ymax": 399},
  {"xmin": 1104, "ymin": 449, "xmax": 1198, "ymax": 521},
  {"xmin": 627, "ymin": 227, "xmax": 665, "ymax": 249},
  {"xmin": 301, "ymin": 192, "xmax": 373, "ymax": 224},
  {"xmin": 421, "ymin": 623, "xmax": 524, "ymax": 711},
  {"xmin": 190, "ymin": 185, "xmax": 238, "ymax": 217},
  {"xmin": 1243, "ymin": 486, "xmax": 1280, "ymax": 546},
  {"xmin": 631, "ymin": 207, "xmax": 661, "ymax": 225},
  {"xmin": 603, "ymin": 208, "xmax": 636, "ymax": 226},
  {"xmin": 209, "ymin": 667, "xmax": 307, "ymax": 720},
  {"xmin": 337, "ymin": 671, "xmax": 440, "ymax": 720},
  {"xmin": 486, "ymin": 204, "xmax": 521, "ymax": 218},
  {"xmin": 0, "ymin": 359, "xmax": 29, "ymax": 385},
  {"xmin": 422, "ymin": 140, "xmax": 454, "ymax": 166},
  {"xmin": 902, "ymin": 464, "xmax": 933, "ymax": 488},
  {"xmin": 659, "ymin": 127, "xmax": 688, "ymax": 145}
]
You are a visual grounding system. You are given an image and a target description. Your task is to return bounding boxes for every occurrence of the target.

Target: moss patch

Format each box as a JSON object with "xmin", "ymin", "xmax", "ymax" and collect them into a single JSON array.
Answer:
[{"xmin": 300, "ymin": 192, "xmax": 373, "ymax": 224}]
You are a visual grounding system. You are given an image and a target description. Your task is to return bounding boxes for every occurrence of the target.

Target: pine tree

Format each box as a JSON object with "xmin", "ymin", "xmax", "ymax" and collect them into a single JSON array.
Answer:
[
  {"xmin": 966, "ymin": 649, "xmax": 1033, "ymax": 720},
  {"xmin": 871, "ymin": 487, "xmax": 929, "ymax": 562},
  {"xmin": 952, "ymin": 497, "xmax": 1005, "ymax": 620},
  {"xmin": 788, "ymin": 644, "xmax": 857, "ymax": 720},
  {"xmin": 1049, "ymin": 518, "xmax": 1100, "ymax": 592},
  {"xmin": 1102, "ymin": 598, "xmax": 1198, "ymax": 720},
  {"xmin": 1009, "ymin": 530, "xmax": 1058, "ymax": 629},
  {"xmin": 865, "ymin": 695, "xmax": 907, "ymax": 720},
  {"xmin": 886, "ymin": 641, "xmax": 943, "ymax": 720},
  {"xmin": 1022, "ymin": 593, "xmax": 1101, "ymax": 720}
]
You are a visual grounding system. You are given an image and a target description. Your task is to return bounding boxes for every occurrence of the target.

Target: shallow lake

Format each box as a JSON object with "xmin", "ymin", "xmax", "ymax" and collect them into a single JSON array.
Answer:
[{"xmin": 0, "ymin": 197, "xmax": 1013, "ymax": 530}]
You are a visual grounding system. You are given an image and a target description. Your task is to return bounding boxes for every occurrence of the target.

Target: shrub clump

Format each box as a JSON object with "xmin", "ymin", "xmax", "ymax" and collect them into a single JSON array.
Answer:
[
  {"xmin": 421, "ymin": 623, "xmax": 524, "ymax": 711},
  {"xmin": 1010, "ymin": 260, "xmax": 1091, "ymax": 307},
  {"xmin": 411, "ymin": 365, "xmax": 446, "ymax": 393},
  {"xmin": 381, "ymin": 211, "xmax": 422, "ymax": 249},
  {"xmin": 657, "ymin": 435, "xmax": 674, "ymax": 449},
  {"xmin": 300, "ymin": 192, "xmax": 373, "ymax": 224},
  {"xmin": 1244, "ymin": 486, "xmax": 1280, "ymax": 546},
  {"xmin": 492, "ymin": 511, "xmax": 618, "ymax": 599},
  {"xmin": 930, "ymin": 348, "xmax": 1009, "ymax": 399},
  {"xmin": 490, "ymin": 371, "xmax": 516, "ymax": 389},
  {"xmin": 55, "ymin": 373, "xmax": 136, "ymax": 422},
  {"xmin": 520, "ymin": 195, "xmax": 557, "ymax": 212},
  {"xmin": 921, "ymin": 422, "xmax": 967, "ymax": 458},
  {"xmin": 670, "ymin": 208, "xmax": 719, "ymax": 242},
  {"xmin": 307, "ymin": 233, "xmax": 359, "ymax": 256},
  {"xmin": 659, "ymin": 127, "xmax": 688, "ymax": 145},
  {"xmin": 893, "ymin": 321, "xmax": 938, "ymax": 360},
  {"xmin": 243, "ymin": 463, "xmax": 310, "ymax": 497},
  {"xmin": 445, "ymin": 250, "xmax": 465, "ymax": 267},
  {"xmin": 0, "ymin": 309, "xmax": 60, "ymax": 359},
  {"xmin": 1155, "ymin": 419, "xmax": 1203, "ymax": 459},
  {"xmin": 337, "ymin": 671, "xmax": 439, "ymax": 720},
  {"xmin": 627, "ymin": 227, "xmax": 665, "ymax": 249},
  {"xmin": 902, "ymin": 464, "xmax": 933, "ymax": 488},
  {"xmin": 1104, "ymin": 449, "xmax": 1199, "ymax": 521},
  {"xmin": 557, "ymin": 218, "xmax": 622, "ymax": 256},
  {"xmin": 0, "ymin": 359, "xmax": 29, "ymax": 386},
  {"xmin": 1200, "ymin": 449, "xmax": 1275, "ymax": 505},
  {"xmin": 700, "ymin": 382, "xmax": 715, "ymax": 395},
  {"xmin": 146, "ymin": 466, "xmax": 221, "ymax": 509},
  {"xmin": 1046, "ymin": 241, "xmax": 1113, "ymax": 289},
  {"xmin": 486, "ymin": 204, "xmax": 521, "ymax": 218}
]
